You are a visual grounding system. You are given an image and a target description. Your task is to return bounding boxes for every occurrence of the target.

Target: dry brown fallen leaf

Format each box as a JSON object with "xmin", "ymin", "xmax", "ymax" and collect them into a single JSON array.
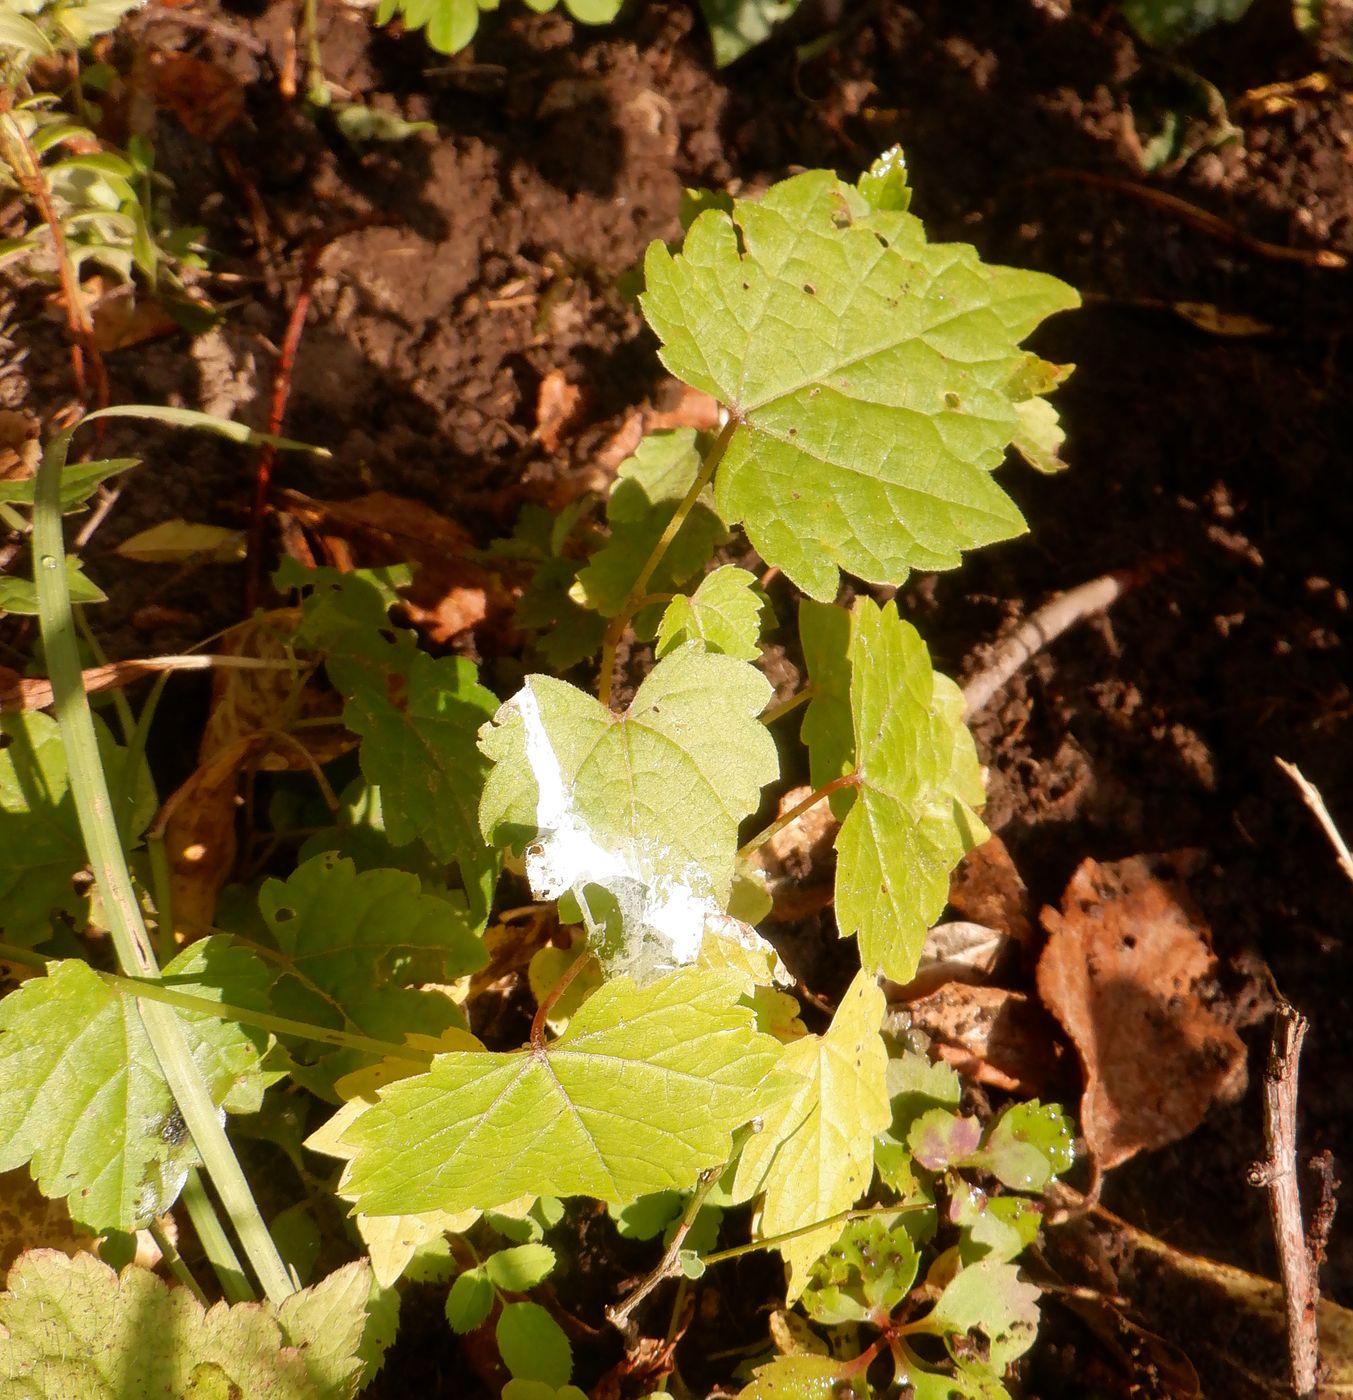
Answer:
[
  {"xmin": 947, "ymin": 833, "xmax": 1035, "ymax": 955},
  {"xmin": 278, "ymin": 488, "xmax": 516, "ymax": 648},
  {"xmin": 150, "ymin": 50, "xmax": 245, "ymax": 141},
  {"xmin": 892, "ymin": 983, "xmax": 1062, "ymax": 1096},
  {"xmin": 747, "ymin": 783, "xmax": 838, "ymax": 922},
  {"xmin": 158, "ymin": 610, "xmax": 354, "ymax": 935},
  {"xmin": 0, "ymin": 1168, "xmax": 97, "ymax": 1276},
  {"xmin": 533, "ymin": 368, "xmax": 584, "ymax": 453},
  {"xmin": 1036, "ymin": 852, "xmax": 1247, "ymax": 1172}
]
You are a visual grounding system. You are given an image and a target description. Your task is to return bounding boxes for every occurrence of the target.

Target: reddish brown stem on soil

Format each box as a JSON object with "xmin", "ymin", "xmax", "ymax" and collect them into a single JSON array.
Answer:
[
  {"xmin": 737, "ymin": 771, "xmax": 860, "ymax": 862},
  {"xmin": 1035, "ymin": 168, "xmax": 1347, "ymax": 270},
  {"xmin": 1248, "ymin": 1001, "xmax": 1321, "ymax": 1397},
  {"xmin": 5, "ymin": 122, "xmax": 109, "ymax": 419},
  {"xmin": 960, "ymin": 556, "xmax": 1177, "ymax": 720},
  {"xmin": 246, "ymin": 219, "xmax": 388, "ymax": 611},
  {"xmin": 530, "ymin": 948, "xmax": 591, "ymax": 1052}
]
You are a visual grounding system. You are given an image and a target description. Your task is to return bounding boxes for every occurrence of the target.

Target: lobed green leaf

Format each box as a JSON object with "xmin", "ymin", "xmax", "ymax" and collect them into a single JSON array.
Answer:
[
  {"xmin": 335, "ymin": 969, "xmax": 789, "ymax": 1216},
  {"xmin": 0, "ymin": 940, "xmax": 269, "ymax": 1232},
  {"xmin": 642, "ymin": 161, "xmax": 1078, "ymax": 601},
  {"xmin": 834, "ymin": 599, "xmax": 988, "ymax": 981}
]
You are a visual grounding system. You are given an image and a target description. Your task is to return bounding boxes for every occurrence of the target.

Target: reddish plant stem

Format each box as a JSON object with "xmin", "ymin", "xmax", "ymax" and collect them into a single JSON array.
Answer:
[
  {"xmin": 6, "ymin": 121, "xmax": 109, "ymax": 419},
  {"xmin": 530, "ymin": 946, "xmax": 591, "ymax": 1052},
  {"xmin": 246, "ymin": 218, "xmax": 388, "ymax": 610},
  {"xmin": 737, "ymin": 771, "xmax": 859, "ymax": 861}
]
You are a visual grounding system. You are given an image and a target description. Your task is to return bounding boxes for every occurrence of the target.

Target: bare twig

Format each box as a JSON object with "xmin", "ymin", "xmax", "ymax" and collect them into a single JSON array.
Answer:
[
  {"xmin": 961, "ymin": 570, "xmax": 1127, "ymax": 719},
  {"xmin": 1276, "ymin": 758, "xmax": 1353, "ymax": 889},
  {"xmin": 1247, "ymin": 1002, "xmax": 1321, "ymax": 1397}
]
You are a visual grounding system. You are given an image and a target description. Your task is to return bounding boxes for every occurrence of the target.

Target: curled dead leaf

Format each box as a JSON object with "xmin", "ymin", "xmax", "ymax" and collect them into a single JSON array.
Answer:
[
  {"xmin": 151, "ymin": 51, "xmax": 245, "ymax": 141},
  {"xmin": 947, "ymin": 833, "xmax": 1034, "ymax": 954},
  {"xmin": 892, "ymin": 983, "xmax": 1062, "ymax": 1096},
  {"xmin": 1036, "ymin": 853, "xmax": 1247, "ymax": 1172},
  {"xmin": 534, "ymin": 369, "xmax": 584, "ymax": 453}
]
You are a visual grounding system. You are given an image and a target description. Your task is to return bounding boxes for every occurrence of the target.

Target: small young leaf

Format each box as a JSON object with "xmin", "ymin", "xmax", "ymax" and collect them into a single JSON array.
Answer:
[
  {"xmin": 971, "ymin": 1101, "xmax": 1076, "ymax": 1192},
  {"xmin": 0, "ymin": 457, "xmax": 137, "ymax": 509},
  {"xmin": 907, "ymin": 1108, "xmax": 983, "ymax": 1173},
  {"xmin": 655, "ymin": 564, "xmax": 765, "ymax": 660},
  {"xmin": 485, "ymin": 1243, "xmax": 557, "ymax": 1291},
  {"xmin": 609, "ymin": 1191, "xmax": 684, "ymax": 1241},
  {"xmin": 0, "ymin": 556, "xmax": 106, "ymax": 614},
  {"xmin": 698, "ymin": 0, "xmax": 802, "ymax": 67},
  {"xmin": 1121, "ymin": 0, "xmax": 1254, "ymax": 45},
  {"xmin": 801, "ymin": 1215, "xmax": 920, "ymax": 1325},
  {"xmin": 446, "ymin": 1268, "xmax": 494, "ymax": 1334},
  {"xmin": 834, "ymin": 599, "xmax": 988, "ymax": 981},
  {"xmin": 336, "ymin": 969, "xmax": 788, "ymax": 1217},
  {"xmin": 0, "ymin": 939, "xmax": 268, "ymax": 1232},
  {"xmin": 737, "ymin": 1354, "xmax": 869, "ymax": 1399},
  {"xmin": 0, "ymin": 1251, "xmax": 371, "ymax": 1398},
  {"xmin": 113, "ymin": 519, "xmax": 245, "ymax": 564},
  {"xmin": 922, "ymin": 1257, "xmax": 1042, "ymax": 1369},
  {"xmin": 642, "ymin": 167, "xmax": 1078, "ymax": 601},
  {"xmin": 730, "ymin": 970, "xmax": 890, "ymax": 1298},
  {"xmin": 496, "ymin": 1301, "xmax": 572, "ymax": 1387},
  {"xmin": 572, "ymin": 430, "xmax": 728, "ymax": 620}
]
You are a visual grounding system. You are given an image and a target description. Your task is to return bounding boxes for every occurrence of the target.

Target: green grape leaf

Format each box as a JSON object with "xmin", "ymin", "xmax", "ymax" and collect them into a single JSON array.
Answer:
[
  {"xmin": 573, "ymin": 430, "xmax": 728, "ymax": 620},
  {"xmin": 730, "ymin": 970, "xmax": 890, "ymax": 1298},
  {"xmin": 496, "ymin": 1301, "xmax": 572, "ymax": 1387},
  {"xmin": 698, "ymin": 0, "xmax": 803, "ymax": 66},
  {"xmin": 656, "ymin": 565, "xmax": 765, "ymax": 661},
  {"xmin": 485, "ymin": 1243, "xmax": 557, "ymax": 1291},
  {"xmin": 329, "ymin": 648, "xmax": 501, "ymax": 924},
  {"xmin": 257, "ymin": 853, "xmax": 486, "ymax": 1093},
  {"xmin": 335, "ymin": 969, "xmax": 788, "ymax": 1217},
  {"xmin": 737, "ymin": 1354, "xmax": 869, "ymax": 1399},
  {"xmin": 920, "ymin": 1258, "xmax": 1042, "ymax": 1370},
  {"xmin": 801, "ymin": 1215, "xmax": 920, "ymax": 1325},
  {"xmin": 0, "ymin": 1251, "xmax": 372, "ymax": 1399},
  {"xmin": 445, "ymin": 1268, "xmax": 493, "ymax": 1334},
  {"xmin": 834, "ymin": 599, "xmax": 988, "ymax": 981},
  {"xmin": 970, "ymin": 1101, "xmax": 1076, "ymax": 1192},
  {"xmin": 0, "ymin": 940, "xmax": 269, "ymax": 1232},
  {"xmin": 798, "ymin": 598, "xmax": 854, "ymax": 814},
  {"xmin": 642, "ymin": 164, "xmax": 1079, "ymax": 601},
  {"xmin": 478, "ymin": 649, "xmax": 778, "ymax": 980}
]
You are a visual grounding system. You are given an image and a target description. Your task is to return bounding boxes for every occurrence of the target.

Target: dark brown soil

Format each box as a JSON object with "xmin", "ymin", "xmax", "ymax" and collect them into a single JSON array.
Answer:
[{"xmin": 6, "ymin": 0, "xmax": 1353, "ymax": 1393}]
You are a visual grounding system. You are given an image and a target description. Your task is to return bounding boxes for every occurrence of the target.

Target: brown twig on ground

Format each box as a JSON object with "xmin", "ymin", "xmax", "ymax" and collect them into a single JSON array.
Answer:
[
  {"xmin": 1035, "ymin": 168, "xmax": 1347, "ymax": 270},
  {"xmin": 961, "ymin": 560, "xmax": 1171, "ymax": 719},
  {"xmin": 1276, "ymin": 758, "xmax": 1353, "ymax": 889},
  {"xmin": 1247, "ymin": 1001, "xmax": 1322, "ymax": 1398}
]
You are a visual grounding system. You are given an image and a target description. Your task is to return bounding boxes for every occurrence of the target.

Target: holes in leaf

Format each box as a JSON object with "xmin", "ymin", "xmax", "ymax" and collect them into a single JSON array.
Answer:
[
  {"xmin": 944, "ymin": 392, "xmax": 961, "ymax": 410},
  {"xmin": 803, "ymin": 283, "xmax": 816, "ymax": 295},
  {"xmin": 273, "ymin": 906, "xmax": 296, "ymax": 924},
  {"xmin": 0, "ymin": 731, "xmax": 11, "ymax": 749}
]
